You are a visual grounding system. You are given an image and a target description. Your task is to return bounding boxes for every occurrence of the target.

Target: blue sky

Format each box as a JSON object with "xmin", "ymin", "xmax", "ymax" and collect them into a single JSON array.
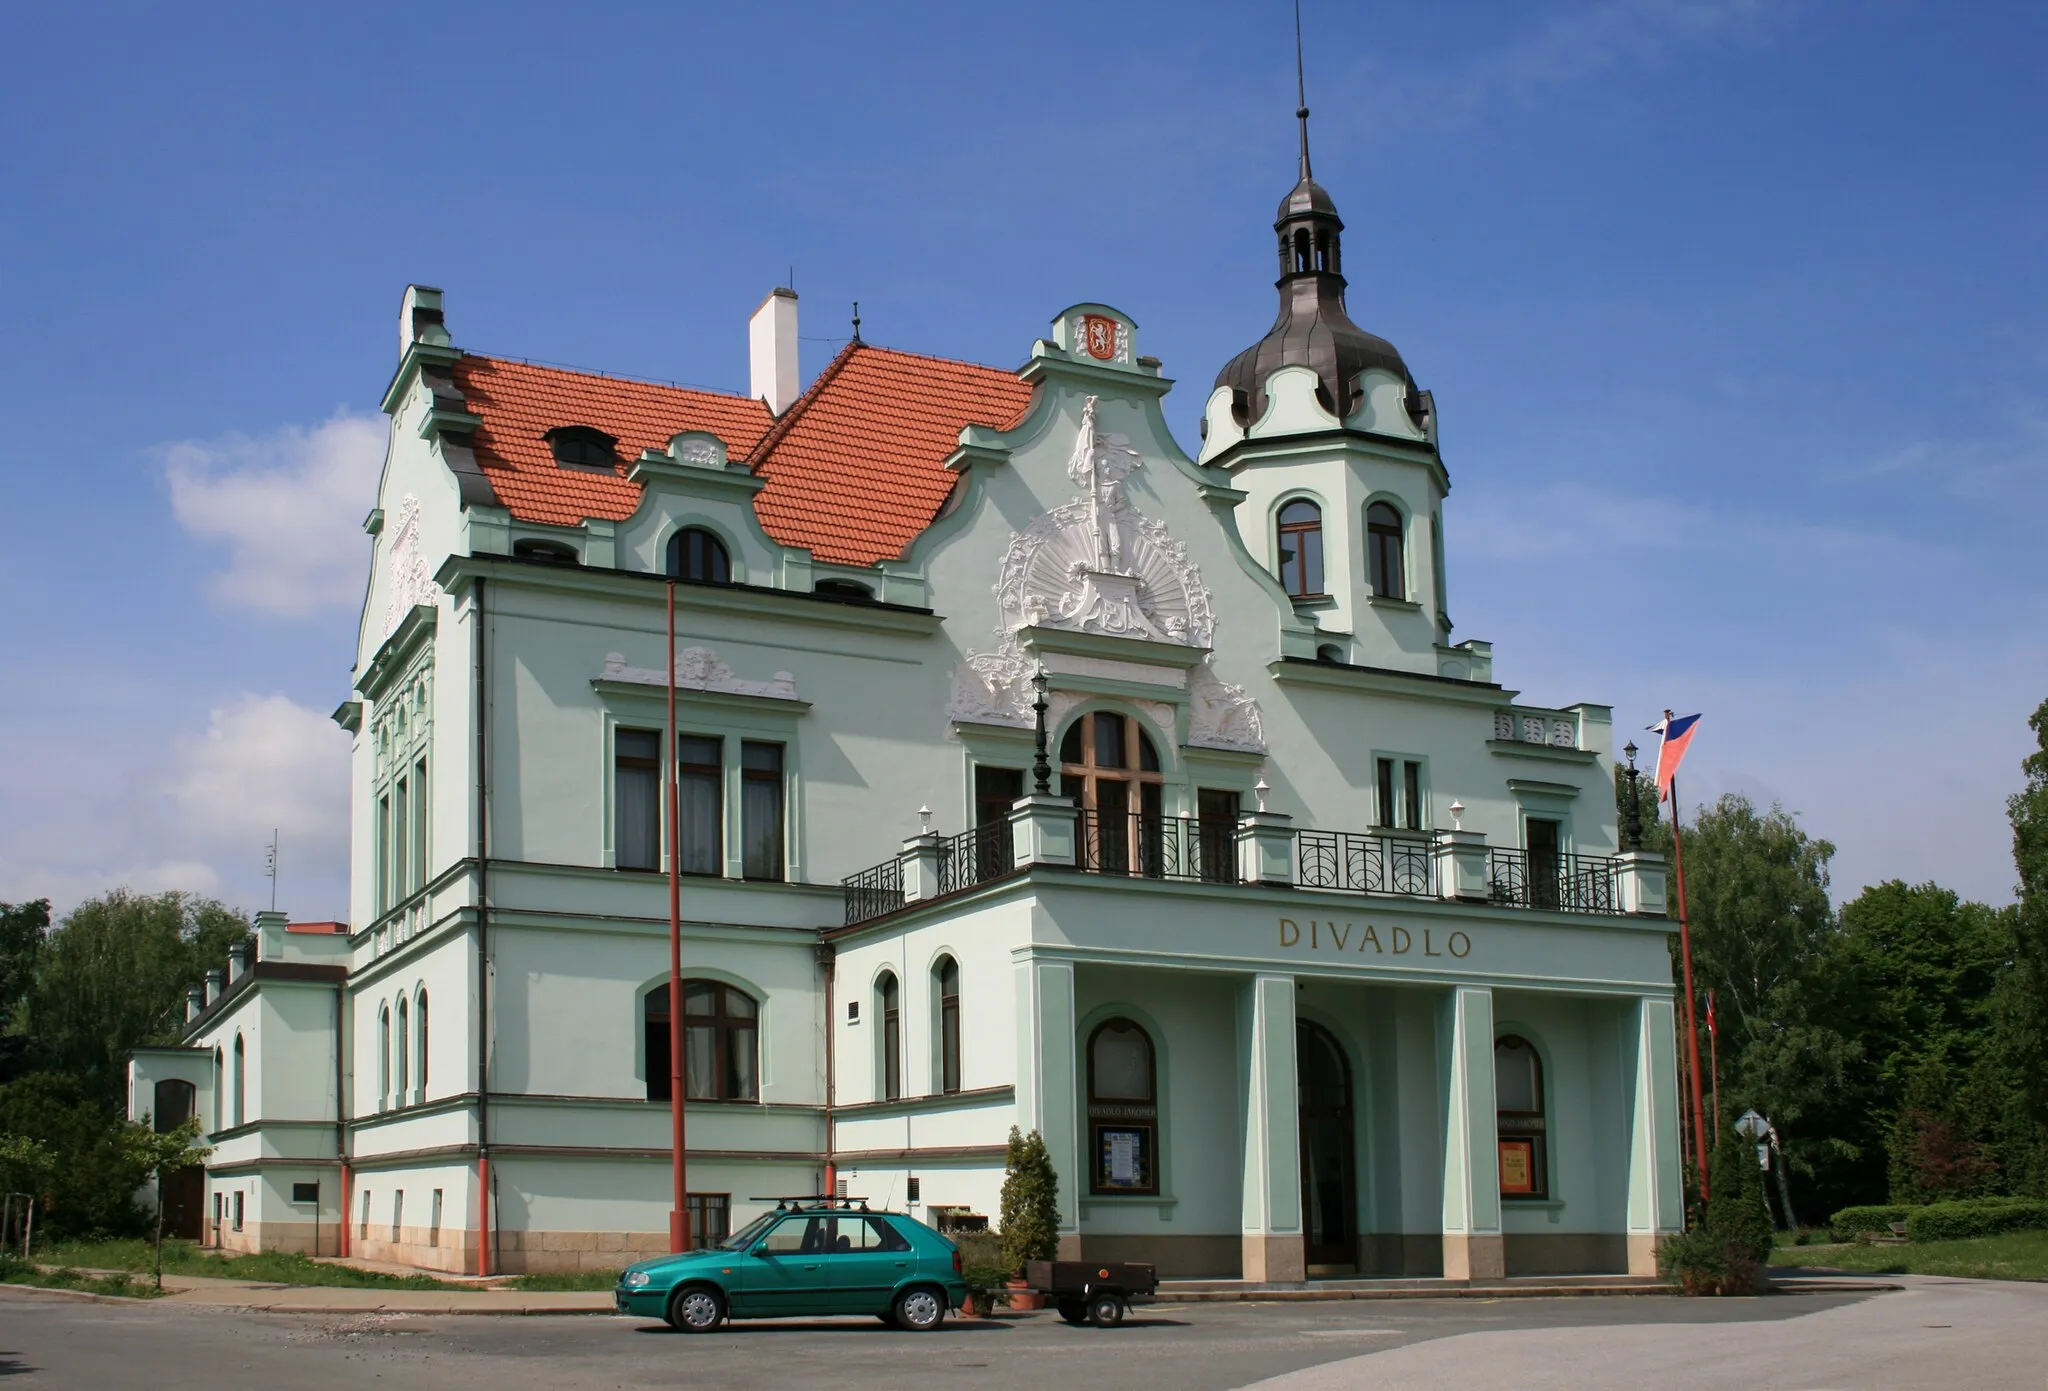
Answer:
[{"xmin": 2, "ymin": 0, "xmax": 2042, "ymax": 920}]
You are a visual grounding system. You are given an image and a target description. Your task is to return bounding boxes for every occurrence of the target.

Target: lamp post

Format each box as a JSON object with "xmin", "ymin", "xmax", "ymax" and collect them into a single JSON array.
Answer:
[
  {"xmin": 1030, "ymin": 663, "xmax": 1051, "ymax": 795},
  {"xmin": 1621, "ymin": 741, "xmax": 1644, "ymax": 852}
]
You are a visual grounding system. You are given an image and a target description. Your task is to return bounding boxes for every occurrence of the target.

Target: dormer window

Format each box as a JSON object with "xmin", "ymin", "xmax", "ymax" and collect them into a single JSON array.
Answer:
[
  {"xmin": 513, "ymin": 539, "xmax": 578, "ymax": 565},
  {"xmin": 545, "ymin": 426, "xmax": 618, "ymax": 469},
  {"xmin": 813, "ymin": 579, "xmax": 875, "ymax": 603},
  {"xmin": 667, "ymin": 528, "xmax": 731, "ymax": 585}
]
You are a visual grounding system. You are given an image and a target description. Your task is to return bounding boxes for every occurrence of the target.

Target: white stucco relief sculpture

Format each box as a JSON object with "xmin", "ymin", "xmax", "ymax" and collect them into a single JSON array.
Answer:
[
  {"xmin": 948, "ymin": 395, "xmax": 1264, "ymax": 752},
  {"xmin": 383, "ymin": 495, "xmax": 444, "ymax": 639},
  {"xmin": 600, "ymin": 647, "xmax": 800, "ymax": 702}
]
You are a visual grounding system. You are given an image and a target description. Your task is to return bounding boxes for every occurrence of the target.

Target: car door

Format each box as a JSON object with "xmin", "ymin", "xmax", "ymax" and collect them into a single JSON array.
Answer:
[
  {"xmin": 813, "ymin": 1216, "xmax": 917, "ymax": 1315},
  {"xmin": 730, "ymin": 1215, "xmax": 829, "ymax": 1316}
]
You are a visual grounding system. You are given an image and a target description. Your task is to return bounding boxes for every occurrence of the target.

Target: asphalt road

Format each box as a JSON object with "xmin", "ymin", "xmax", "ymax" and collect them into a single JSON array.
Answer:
[{"xmin": 0, "ymin": 1279, "xmax": 2034, "ymax": 1391}]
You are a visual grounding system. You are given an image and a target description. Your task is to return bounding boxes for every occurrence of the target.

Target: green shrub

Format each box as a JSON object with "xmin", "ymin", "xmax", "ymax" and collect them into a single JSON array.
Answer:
[
  {"xmin": 1661, "ymin": 1122, "xmax": 1774, "ymax": 1295},
  {"xmin": 998, "ymin": 1126, "xmax": 1059, "ymax": 1278},
  {"xmin": 1906, "ymin": 1199, "xmax": 2048, "ymax": 1243},
  {"xmin": 1829, "ymin": 1204, "xmax": 1914, "ymax": 1240}
]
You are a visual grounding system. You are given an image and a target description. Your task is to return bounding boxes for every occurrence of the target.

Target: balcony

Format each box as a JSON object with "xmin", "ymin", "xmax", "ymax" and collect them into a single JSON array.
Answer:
[{"xmin": 842, "ymin": 807, "xmax": 1653, "ymax": 927}]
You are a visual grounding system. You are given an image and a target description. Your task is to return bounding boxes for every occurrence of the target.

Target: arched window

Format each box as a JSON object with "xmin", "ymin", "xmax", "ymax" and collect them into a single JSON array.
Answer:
[
  {"xmin": 1495, "ymin": 1035, "xmax": 1547, "ymax": 1198},
  {"xmin": 934, "ymin": 956, "xmax": 961, "ymax": 1095},
  {"xmin": 1367, "ymin": 501, "xmax": 1404, "ymax": 600},
  {"xmin": 512, "ymin": 538, "xmax": 578, "ymax": 564},
  {"xmin": 212, "ymin": 1047, "xmax": 223, "ymax": 1131},
  {"xmin": 1059, "ymin": 711, "xmax": 1164, "ymax": 875},
  {"xmin": 667, "ymin": 528, "xmax": 731, "ymax": 585},
  {"xmin": 416, "ymin": 991, "xmax": 429, "ymax": 1099},
  {"xmin": 1087, "ymin": 1018, "xmax": 1157, "ymax": 1194},
  {"xmin": 1277, "ymin": 500, "xmax": 1324, "ymax": 598},
  {"xmin": 1292, "ymin": 228, "xmax": 1312, "ymax": 275},
  {"xmin": 378, "ymin": 1006, "xmax": 391, "ymax": 1111},
  {"xmin": 154, "ymin": 1079, "xmax": 197, "ymax": 1134},
  {"xmin": 395, "ymin": 998, "xmax": 410, "ymax": 1104},
  {"xmin": 643, "ymin": 980, "xmax": 759, "ymax": 1102},
  {"xmin": 877, "ymin": 972, "xmax": 902, "ymax": 1101},
  {"xmin": 813, "ymin": 578, "xmax": 875, "ymax": 602},
  {"xmin": 231, "ymin": 1034, "xmax": 246, "ymax": 1128}
]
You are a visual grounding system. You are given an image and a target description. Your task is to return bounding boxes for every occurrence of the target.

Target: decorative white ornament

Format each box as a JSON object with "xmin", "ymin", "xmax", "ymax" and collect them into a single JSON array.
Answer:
[
  {"xmin": 1521, "ymin": 716, "xmax": 1546, "ymax": 745},
  {"xmin": 669, "ymin": 432, "xmax": 727, "ymax": 467},
  {"xmin": 599, "ymin": 647, "xmax": 800, "ymax": 702},
  {"xmin": 382, "ymin": 495, "xmax": 443, "ymax": 639},
  {"xmin": 1549, "ymin": 719, "xmax": 1575, "ymax": 748},
  {"xmin": 1187, "ymin": 660, "xmax": 1266, "ymax": 753},
  {"xmin": 1070, "ymin": 312, "xmax": 1133, "ymax": 364},
  {"xmin": 1493, "ymin": 711, "xmax": 1515, "ymax": 740}
]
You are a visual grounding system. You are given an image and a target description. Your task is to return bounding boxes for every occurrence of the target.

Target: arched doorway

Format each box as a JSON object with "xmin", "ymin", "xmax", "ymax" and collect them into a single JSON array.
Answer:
[{"xmin": 1297, "ymin": 1021, "xmax": 1356, "ymax": 1274}]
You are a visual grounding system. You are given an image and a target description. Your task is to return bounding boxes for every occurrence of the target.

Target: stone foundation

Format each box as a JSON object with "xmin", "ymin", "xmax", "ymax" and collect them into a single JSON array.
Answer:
[
  {"xmin": 212, "ymin": 1220, "xmax": 340, "ymax": 1258},
  {"xmin": 1240, "ymin": 1233, "xmax": 1305, "ymax": 1282},
  {"xmin": 1502, "ymin": 1232, "xmax": 1629, "ymax": 1276},
  {"xmin": 352, "ymin": 1223, "xmax": 476, "ymax": 1274},
  {"xmin": 491, "ymin": 1229, "xmax": 676, "ymax": 1275},
  {"xmin": 1441, "ymin": 1231, "xmax": 1505, "ymax": 1281},
  {"xmin": 1076, "ymin": 1234, "xmax": 1243, "ymax": 1279}
]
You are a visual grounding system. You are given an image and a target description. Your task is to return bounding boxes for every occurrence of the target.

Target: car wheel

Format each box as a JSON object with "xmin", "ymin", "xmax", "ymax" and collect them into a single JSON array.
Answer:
[
  {"xmin": 1088, "ymin": 1292, "xmax": 1124, "ymax": 1328},
  {"xmin": 668, "ymin": 1284, "xmax": 725, "ymax": 1334},
  {"xmin": 1057, "ymin": 1299, "xmax": 1088, "ymax": 1325},
  {"xmin": 893, "ymin": 1285, "xmax": 947, "ymax": 1331}
]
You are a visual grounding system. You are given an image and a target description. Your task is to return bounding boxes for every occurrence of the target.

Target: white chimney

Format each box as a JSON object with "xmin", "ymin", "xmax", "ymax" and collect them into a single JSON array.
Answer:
[{"xmin": 749, "ymin": 288, "xmax": 800, "ymax": 416}]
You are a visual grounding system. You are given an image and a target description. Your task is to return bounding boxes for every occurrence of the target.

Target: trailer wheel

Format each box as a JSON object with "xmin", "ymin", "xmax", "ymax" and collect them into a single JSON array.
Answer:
[
  {"xmin": 1056, "ymin": 1298, "xmax": 1088, "ymax": 1325},
  {"xmin": 1088, "ymin": 1291, "xmax": 1125, "ymax": 1328}
]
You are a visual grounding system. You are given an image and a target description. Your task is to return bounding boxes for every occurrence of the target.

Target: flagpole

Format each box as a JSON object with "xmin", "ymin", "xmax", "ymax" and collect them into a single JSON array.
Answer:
[
  {"xmin": 667, "ymin": 579, "xmax": 688, "ymax": 1252},
  {"xmin": 1708, "ymin": 989, "xmax": 1721, "ymax": 1147},
  {"xmin": 1667, "ymin": 764, "xmax": 1711, "ymax": 1202}
]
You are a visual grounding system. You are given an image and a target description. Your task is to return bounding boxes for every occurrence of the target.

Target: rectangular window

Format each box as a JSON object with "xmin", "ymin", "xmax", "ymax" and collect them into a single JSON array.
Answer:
[
  {"xmin": 740, "ymin": 741, "xmax": 784, "ymax": 881},
  {"xmin": 375, "ymin": 794, "xmax": 392, "ymax": 913},
  {"xmin": 1403, "ymin": 761, "xmax": 1423, "ymax": 831},
  {"xmin": 391, "ymin": 1190, "xmax": 403, "ymax": 1243},
  {"xmin": 392, "ymin": 776, "xmax": 408, "ymax": 903},
  {"xmin": 429, "ymin": 1188, "xmax": 443, "ymax": 1247},
  {"xmin": 974, "ymin": 766, "xmax": 1024, "ymax": 826},
  {"xmin": 233, "ymin": 1191, "xmax": 244, "ymax": 1232},
  {"xmin": 1376, "ymin": 758, "xmax": 1425, "ymax": 830},
  {"xmin": 615, "ymin": 729, "xmax": 662, "ymax": 871},
  {"xmin": 883, "ymin": 994, "xmax": 902, "ymax": 1102},
  {"xmin": 687, "ymin": 1192, "xmax": 730, "ymax": 1251},
  {"xmin": 1527, "ymin": 817, "xmax": 1562, "ymax": 910},
  {"xmin": 678, "ymin": 736, "xmax": 723, "ymax": 876},
  {"xmin": 1375, "ymin": 759, "xmax": 1395, "ymax": 827},
  {"xmin": 411, "ymin": 757, "xmax": 429, "ymax": 891},
  {"xmin": 359, "ymin": 1190, "xmax": 370, "ymax": 1238}
]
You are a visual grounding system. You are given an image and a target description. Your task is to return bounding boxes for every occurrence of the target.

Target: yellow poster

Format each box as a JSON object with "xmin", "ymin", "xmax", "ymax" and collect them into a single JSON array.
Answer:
[{"xmin": 1499, "ymin": 1139, "xmax": 1534, "ymax": 1194}]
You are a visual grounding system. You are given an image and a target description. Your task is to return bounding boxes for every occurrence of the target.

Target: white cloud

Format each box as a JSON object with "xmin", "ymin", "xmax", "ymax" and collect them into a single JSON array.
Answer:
[
  {"xmin": 165, "ymin": 413, "xmax": 385, "ymax": 616},
  {"xmin": 166, "ymin": 693, "xmax": 352, "ymax": 851}
]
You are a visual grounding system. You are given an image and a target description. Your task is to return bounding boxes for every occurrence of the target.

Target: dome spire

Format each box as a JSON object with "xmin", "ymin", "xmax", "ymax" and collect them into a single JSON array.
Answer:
[{"xmin": 1295, "ymin": 0, "xmax": 1312, "ymax": 182}]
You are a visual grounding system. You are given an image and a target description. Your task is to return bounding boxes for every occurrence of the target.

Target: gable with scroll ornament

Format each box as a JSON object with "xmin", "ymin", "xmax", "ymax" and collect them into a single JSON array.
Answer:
[{"xmin": 600, "ymin": 647, "xmax": 800, "ymax": 702}]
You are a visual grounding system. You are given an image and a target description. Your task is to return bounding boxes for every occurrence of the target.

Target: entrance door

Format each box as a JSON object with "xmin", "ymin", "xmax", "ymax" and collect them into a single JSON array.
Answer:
[{"xmin": 1297, "ymin": 1021, "xmax": 1357, "ymax": 1274}]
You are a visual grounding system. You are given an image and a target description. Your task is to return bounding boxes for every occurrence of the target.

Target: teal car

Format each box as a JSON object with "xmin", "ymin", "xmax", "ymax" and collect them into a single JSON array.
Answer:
[{"xmin": 614, "ymin": 1200, "xmax": 967, "ymax": 1333}]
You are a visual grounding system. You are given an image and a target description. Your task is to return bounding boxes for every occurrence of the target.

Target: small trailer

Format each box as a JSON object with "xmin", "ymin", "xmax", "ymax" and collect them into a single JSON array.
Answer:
[{"xmin": 1023, "ymin": 1259, "xmax": 1158, "ymax": 1327}]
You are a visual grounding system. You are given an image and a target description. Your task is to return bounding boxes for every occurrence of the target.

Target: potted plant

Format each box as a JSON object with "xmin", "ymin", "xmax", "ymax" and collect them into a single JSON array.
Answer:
[{"xmin": 999, "ymin": 1126, "xmax": 1059, "ymax": 1311}]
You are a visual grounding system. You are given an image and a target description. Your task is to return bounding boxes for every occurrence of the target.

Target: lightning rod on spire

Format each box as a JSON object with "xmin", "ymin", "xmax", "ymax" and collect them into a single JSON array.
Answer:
[{"xmin": 1294, "ymin": 0, "xmax": 1312, "ymax": 180}]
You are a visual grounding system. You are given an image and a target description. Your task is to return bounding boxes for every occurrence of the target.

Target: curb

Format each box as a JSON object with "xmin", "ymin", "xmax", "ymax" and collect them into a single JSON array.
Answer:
[
  {"xmin": 0, "ymin": 1281, "xmax": 157, "ymax": 1306},
  {"xmin": 1164, "ymin": 1284, "xmax": 1678, "ymax": 1303}
]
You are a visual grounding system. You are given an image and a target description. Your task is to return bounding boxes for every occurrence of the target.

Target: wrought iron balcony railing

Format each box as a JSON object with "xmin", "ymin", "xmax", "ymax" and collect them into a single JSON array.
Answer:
[
  {"xmin": 1295, "ymin": 829, "xmax": 1436, "ymax": 898},
  {"xmin": 1076, "ymin": 810, "xmax": 1240, "ymax": 885},
  {"xmin": 936, "ymin": 822, "xmax": 1013, "ymax": 896},
  {"xmin": 842, "ymin": 857, "xmax": 904, "ymax": 927},
  {"xmin": 1487, "ymin": 848, "xmax": 1621, "ymax": 915}
]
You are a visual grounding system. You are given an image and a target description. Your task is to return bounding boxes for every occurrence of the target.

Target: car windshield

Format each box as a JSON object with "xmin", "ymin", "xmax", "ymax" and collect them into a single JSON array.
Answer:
[{"xmin": 718, "ymin": 1212, "xmax": 780, "ymax": 1251}]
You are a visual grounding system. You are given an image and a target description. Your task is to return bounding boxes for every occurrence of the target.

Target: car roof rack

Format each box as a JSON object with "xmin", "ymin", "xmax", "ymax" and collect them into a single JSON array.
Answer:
[{"xmin": 749, "ymin": 1194, "xmax": 873, "ymax": 1213}]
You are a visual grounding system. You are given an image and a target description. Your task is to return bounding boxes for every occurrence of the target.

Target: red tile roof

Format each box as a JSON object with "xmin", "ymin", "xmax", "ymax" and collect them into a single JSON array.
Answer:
[
  {"xmin": 449, "ymin": 345, "xmax": 1034, "ymax": 564},
  {"xmin": 452, "ymin": 356, "xmax": 774, "ymax": 528},
  {"xmin": 748, "ymin": 345, "xmax": 1036, "ymax": 565}
]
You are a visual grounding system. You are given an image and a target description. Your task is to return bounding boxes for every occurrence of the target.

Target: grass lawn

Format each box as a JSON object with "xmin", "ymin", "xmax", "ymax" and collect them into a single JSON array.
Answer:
[
  {"xmin": 0, "ymin": 1254, "xmax": 163, "ymax": 1299},
  {"xmin": 24, "ymin": 1238, "xmax": 460, "ymax": 1290},
  {"xmin": 509, "ymin": 1268, "xmax": 622, "ymax": 1292},
  {"xmin": 1773, "ymin": 1228, "xmax": 2048, "ymax": 1282}
]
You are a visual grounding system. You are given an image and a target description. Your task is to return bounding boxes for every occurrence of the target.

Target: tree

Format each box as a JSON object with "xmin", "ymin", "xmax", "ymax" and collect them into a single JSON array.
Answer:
[
  {"xmin": 1887, "ymin": 1053, "xmax": 1998, "ymax": 1202},
  {"xmin": 0, "ymin": 1073, "xmax": 151, "ymax": 1236},
  {"xmin": 23, "ymin": 891, "xmax": 250, "ymax": 1111},
  {"xmin": 124, "ymin": 1118, "xmax": 211, "ymax": 1288},
  {"xmin": 0, "ymin": 900, "xmax": 49, "ymax": 1085},
  {"xmin": 998, "ymin": 1126, "xmax": 1060, "ymax": 1277},
  {"xmin": 1660, "ymin": 1118, "xmax": 1777, "ymax": 1294},
  {"xmin": 1996, "ymin": 697, "xmax": 2048, "ymax": 1194},
  {"xmin": 1670, "ymin": 794, "xmax": 1853, "ymax": 1221}
]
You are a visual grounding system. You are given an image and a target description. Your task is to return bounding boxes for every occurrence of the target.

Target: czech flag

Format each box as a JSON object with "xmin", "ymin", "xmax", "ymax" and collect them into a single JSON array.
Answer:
[{"xmin": 1650, "ymin": 711, "xmax": 1700, "ymax": 804}]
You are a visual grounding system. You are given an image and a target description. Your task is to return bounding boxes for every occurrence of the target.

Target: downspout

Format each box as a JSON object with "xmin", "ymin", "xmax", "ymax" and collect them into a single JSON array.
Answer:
[
  {"xmin": 336, "ymin": 978, "xmax": 350, "ymax": 1257},
  {"xmin": 474, "ymin": 575, "xmax": 493, "ymax": 1277},
  {"xmin": 817, "ymin": 942, "xmax": 837, "ymax": 1197}
]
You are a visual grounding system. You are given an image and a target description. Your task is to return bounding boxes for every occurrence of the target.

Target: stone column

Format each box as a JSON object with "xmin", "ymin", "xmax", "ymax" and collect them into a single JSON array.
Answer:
[
  {"xmin": 1431, "ymin": 829, "xmax": 1490, "ymax": 902},
  {"xmin": 1010, "ymin": 794, "xmax": 1077, "ymax": 869},
  {"xmin": 900, "ymin": 831, "xmax": 942, "ymax": 902},
  {"xmin": 1236, "ymin": 812, "xmax": 1296, "ymax": 887},
  {"xmin": 1625, "ymin": 995, "xmax": 1683, "ymax": 1275},
  {"xmin": 1439, "ymin": 985, "xmax": 1504, "ymax": 1280},
  {"xmin": 1014, "ymin": 954, "xmax": 1082, "ymax": 1257},
  {"xmin": 1239, "ymin": 972, "xmax": 1304, "ymax": 1281},
  {"xmin": 1615, "ymin": 850, "xmax": 1669, "ymax": 917}
]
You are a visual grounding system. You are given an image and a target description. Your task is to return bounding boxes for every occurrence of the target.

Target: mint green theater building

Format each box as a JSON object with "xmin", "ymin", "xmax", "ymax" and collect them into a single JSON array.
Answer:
[{"xmin": 129, "ymin": 140, "xmax": 1682, "ymax": 1283}]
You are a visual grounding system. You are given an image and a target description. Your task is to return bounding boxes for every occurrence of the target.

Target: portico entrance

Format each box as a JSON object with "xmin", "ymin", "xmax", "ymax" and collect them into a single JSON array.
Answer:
[{"xmin": 1297, "ymin": 1020, "xmax": 1356, "ymax": 1275}]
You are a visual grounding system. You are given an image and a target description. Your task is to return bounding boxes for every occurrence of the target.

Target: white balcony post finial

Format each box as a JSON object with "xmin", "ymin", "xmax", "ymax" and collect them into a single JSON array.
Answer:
[
  {"xmin": 1450, "ymin": 800, "xmax": 1465, "ymax": 832},
  {"xmin": 1254, "ymin": 777, "xmax": 1270, "ymax": 814},
  {"xmin": 917, "ymin": 805, "xmax": 933, "ymax": 835}
]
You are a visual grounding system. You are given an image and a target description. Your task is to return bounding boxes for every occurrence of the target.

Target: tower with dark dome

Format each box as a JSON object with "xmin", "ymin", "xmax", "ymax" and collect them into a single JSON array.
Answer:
[{"xmin": 1198, "ymin": 61, "xmax": 1467, "ymax": 677}]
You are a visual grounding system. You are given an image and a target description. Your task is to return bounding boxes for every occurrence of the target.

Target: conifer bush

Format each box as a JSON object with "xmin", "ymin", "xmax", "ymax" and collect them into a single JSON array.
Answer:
[
  {"xmin": 1660, "ymin": 1121, "xmax": 1775, "ymax": 1294},
  {"xmin": 998, "ymin": 1126, "xmax": 1059, "ymax": 1277}
]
